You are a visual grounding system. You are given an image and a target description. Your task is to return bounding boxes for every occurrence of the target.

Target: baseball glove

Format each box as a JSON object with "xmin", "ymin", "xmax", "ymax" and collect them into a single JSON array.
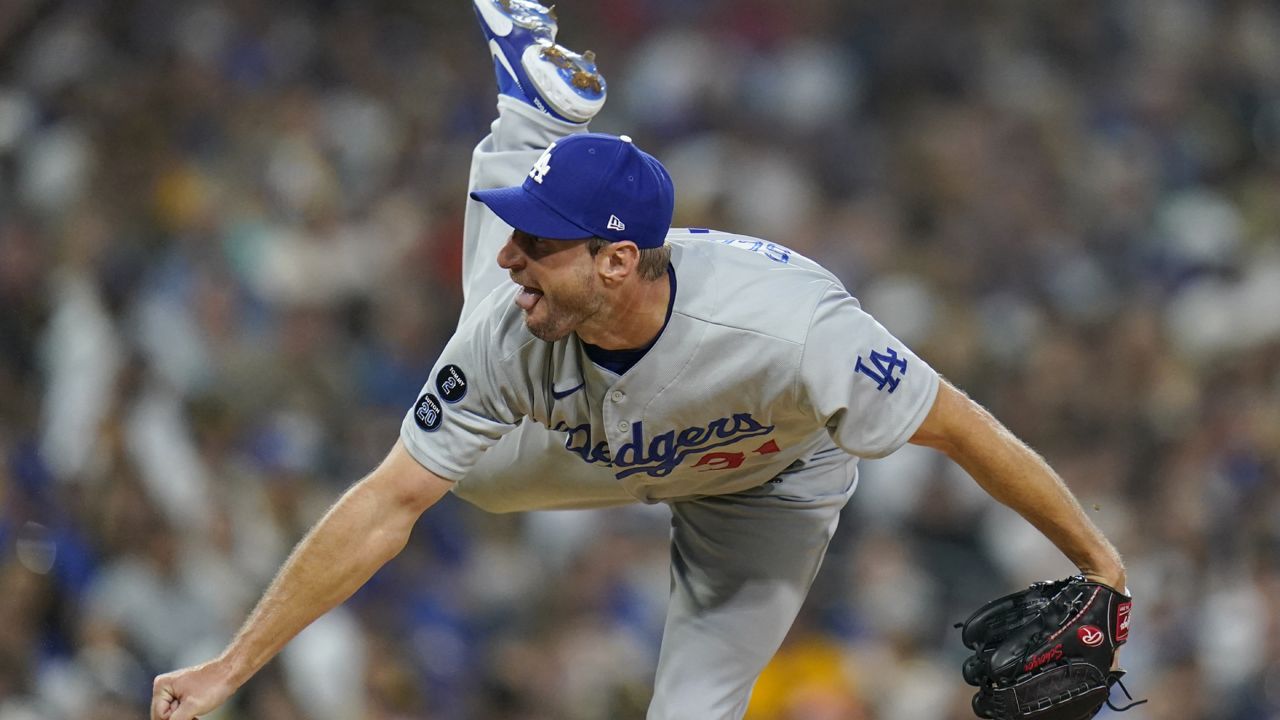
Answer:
[{"xmin": 956, "ymin": 575, "xmax": 1145, "ymax": 720}]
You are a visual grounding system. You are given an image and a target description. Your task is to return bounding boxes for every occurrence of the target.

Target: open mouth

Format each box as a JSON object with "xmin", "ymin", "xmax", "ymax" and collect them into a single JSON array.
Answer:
[{"xmin": 516, "ymin": 285, "xmax": 544, "ymax": 311}]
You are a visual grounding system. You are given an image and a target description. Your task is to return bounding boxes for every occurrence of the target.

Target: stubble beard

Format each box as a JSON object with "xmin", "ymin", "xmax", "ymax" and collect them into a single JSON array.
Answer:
[{"xmin": 524, "ymin": 268, "xmax": 602, "ymax": 342}]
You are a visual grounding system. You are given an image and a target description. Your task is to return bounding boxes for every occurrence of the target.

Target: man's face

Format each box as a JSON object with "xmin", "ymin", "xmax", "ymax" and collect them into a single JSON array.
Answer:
[{"xmin": 497, "ymin": 230, "xmax": 602, "ymax": 341}]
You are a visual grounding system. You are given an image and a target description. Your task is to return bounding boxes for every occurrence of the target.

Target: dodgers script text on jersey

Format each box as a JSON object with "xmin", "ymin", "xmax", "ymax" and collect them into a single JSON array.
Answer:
[{"xmin": 556, "ymin": 412, "xmax": 776, "ymax": 479}]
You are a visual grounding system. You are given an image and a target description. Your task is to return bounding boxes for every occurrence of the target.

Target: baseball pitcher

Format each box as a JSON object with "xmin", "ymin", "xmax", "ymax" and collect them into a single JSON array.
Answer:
[{"xmin": 152, "ymin": 2, "xmax": 1130, "ymax": 719}]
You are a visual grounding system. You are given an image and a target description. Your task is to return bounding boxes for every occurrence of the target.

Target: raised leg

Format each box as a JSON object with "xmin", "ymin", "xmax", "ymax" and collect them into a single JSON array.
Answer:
[
  {"xmin": 461, "ymin": 0, "xmax": 607, "ymax": 319},
  {"xmin": 454, "ymin": 0, "xmax": 629, "ymax": 512}
]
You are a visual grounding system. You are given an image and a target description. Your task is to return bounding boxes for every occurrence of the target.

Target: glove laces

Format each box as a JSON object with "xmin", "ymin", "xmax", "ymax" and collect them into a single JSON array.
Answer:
[{"xmin": 1106, "ymin": 676, "xmax": 1148, "ymax": 713}]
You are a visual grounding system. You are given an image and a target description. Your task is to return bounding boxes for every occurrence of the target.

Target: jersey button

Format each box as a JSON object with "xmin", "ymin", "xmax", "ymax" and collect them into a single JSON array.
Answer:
[
  {"xmin": 610, "ymin": 390, "xmax": 625, "ymax": 402},
  {"xmin": 616, "ymin": 420, "xmax": 630, "ymax": 431}
]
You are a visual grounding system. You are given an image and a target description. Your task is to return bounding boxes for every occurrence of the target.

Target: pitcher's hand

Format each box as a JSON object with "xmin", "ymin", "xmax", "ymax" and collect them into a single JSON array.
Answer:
[{"xmin": 151, "ymin": 659, "xmax": 238, "ymax": 720}]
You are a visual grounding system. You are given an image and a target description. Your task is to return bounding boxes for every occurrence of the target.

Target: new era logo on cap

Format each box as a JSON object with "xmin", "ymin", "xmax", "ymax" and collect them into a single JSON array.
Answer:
[{"xmin": 469, "ymin": 133, "xmax": 675, "ymax": 250}]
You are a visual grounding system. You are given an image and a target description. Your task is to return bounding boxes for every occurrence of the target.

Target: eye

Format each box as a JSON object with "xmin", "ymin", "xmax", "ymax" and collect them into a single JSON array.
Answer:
[{"xmin": 512, "ymin": 231, "xmax": 540, "ymax": 255}]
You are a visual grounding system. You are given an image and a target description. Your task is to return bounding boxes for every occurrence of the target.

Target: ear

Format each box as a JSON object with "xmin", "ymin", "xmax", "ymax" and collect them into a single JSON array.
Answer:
[{"xmin": 596, "ymin": 241, "xmax": 640, "ymax": 286}]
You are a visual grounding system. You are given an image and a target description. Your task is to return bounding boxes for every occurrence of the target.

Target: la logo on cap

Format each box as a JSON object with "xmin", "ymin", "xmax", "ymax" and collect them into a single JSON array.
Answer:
[
  {"xmin": 529, "ymin": 142, "xmax": 555, "ymax": 184},
  {"xmin": 607, "ymin": 214, "xmax": 625, "ymax": 231}
]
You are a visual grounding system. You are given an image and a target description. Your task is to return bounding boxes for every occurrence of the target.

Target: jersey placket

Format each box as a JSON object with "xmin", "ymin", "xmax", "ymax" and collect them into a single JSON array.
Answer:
[{"xmin": 600, "ymin": 381, "xmax": 632, "ymax": 466}]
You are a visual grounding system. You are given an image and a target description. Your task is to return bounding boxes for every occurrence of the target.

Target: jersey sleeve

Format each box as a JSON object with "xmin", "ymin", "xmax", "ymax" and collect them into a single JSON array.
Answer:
[
  {"xmin": 796, "ymin": 283, "xmax": 940, "ymax": 458},
  {"xmin": 399, "ymin": 313, "xmax": 526, "ymax": 482}
]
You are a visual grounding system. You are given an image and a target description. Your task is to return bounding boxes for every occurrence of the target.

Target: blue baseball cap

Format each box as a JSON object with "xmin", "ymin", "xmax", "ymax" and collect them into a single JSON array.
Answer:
[{"xmin": 469, "ymin": 133, "xmax": 675, "ymax": 250}]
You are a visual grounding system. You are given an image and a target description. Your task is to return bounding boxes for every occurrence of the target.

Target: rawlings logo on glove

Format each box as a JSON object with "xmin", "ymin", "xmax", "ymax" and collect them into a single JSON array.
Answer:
[{"xmin": 956, "ymin": 576, "xmax": 1146, "ymax": 720}]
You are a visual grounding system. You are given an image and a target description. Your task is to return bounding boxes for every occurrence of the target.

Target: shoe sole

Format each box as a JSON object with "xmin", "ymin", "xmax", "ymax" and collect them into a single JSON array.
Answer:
[{"xmin": 521, "ymin": 43, "xmax": 605, "ymax": 122}]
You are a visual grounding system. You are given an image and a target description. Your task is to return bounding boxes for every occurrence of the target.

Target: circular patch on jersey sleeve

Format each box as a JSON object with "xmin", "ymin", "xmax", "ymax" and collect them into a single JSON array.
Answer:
[
  {"xmin": 413, "ymin": 393, "xmax": 444, "ymax": 432},
  {"xmin": 436, "ymin": 364, "xmax": 468, "ymax": 403}
]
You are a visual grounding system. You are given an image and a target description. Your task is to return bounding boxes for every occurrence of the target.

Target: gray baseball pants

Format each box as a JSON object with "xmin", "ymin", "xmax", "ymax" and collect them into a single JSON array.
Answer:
[{"xmin": 458, "ymin": 96, "xmax": 860, "ymax": 719}]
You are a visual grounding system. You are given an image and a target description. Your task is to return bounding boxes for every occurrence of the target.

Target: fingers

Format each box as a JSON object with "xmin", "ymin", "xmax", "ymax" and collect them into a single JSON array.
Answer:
[
  {"xmin": 152, "ymin": 677, "xmax": 204, "ymax": 720},
  {"xmin": 152, "ymin": 691, "xmax": 208, "ymax": 720},
  {"xmin": 157, "ymin": 693, "xmax": 205, "ymax": 720},
  {"xmin": 151, "ymin": 683, "xmax": 174, "ymax": 720},
  {"xmin": 152, "ymin": 663, "xmax": 232, "ymax": 720}
]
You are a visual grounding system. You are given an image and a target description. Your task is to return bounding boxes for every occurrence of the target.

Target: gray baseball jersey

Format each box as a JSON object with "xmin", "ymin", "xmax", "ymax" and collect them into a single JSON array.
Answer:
[{"xmin": 399, "ymin": 228, "xmax": 939, "ymax": 502}]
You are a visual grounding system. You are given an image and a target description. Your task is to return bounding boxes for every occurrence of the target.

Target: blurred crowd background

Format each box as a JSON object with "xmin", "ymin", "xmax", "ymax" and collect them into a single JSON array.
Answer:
[{"xmin": 1, "ymin": 0, "xmax": 1279, "ymax": 718}]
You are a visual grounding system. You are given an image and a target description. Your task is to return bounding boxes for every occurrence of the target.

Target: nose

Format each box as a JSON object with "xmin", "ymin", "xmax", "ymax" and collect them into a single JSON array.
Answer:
[{"xmin": 497, "ymin": 233, "xmax": 524, "ymax": 271}]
